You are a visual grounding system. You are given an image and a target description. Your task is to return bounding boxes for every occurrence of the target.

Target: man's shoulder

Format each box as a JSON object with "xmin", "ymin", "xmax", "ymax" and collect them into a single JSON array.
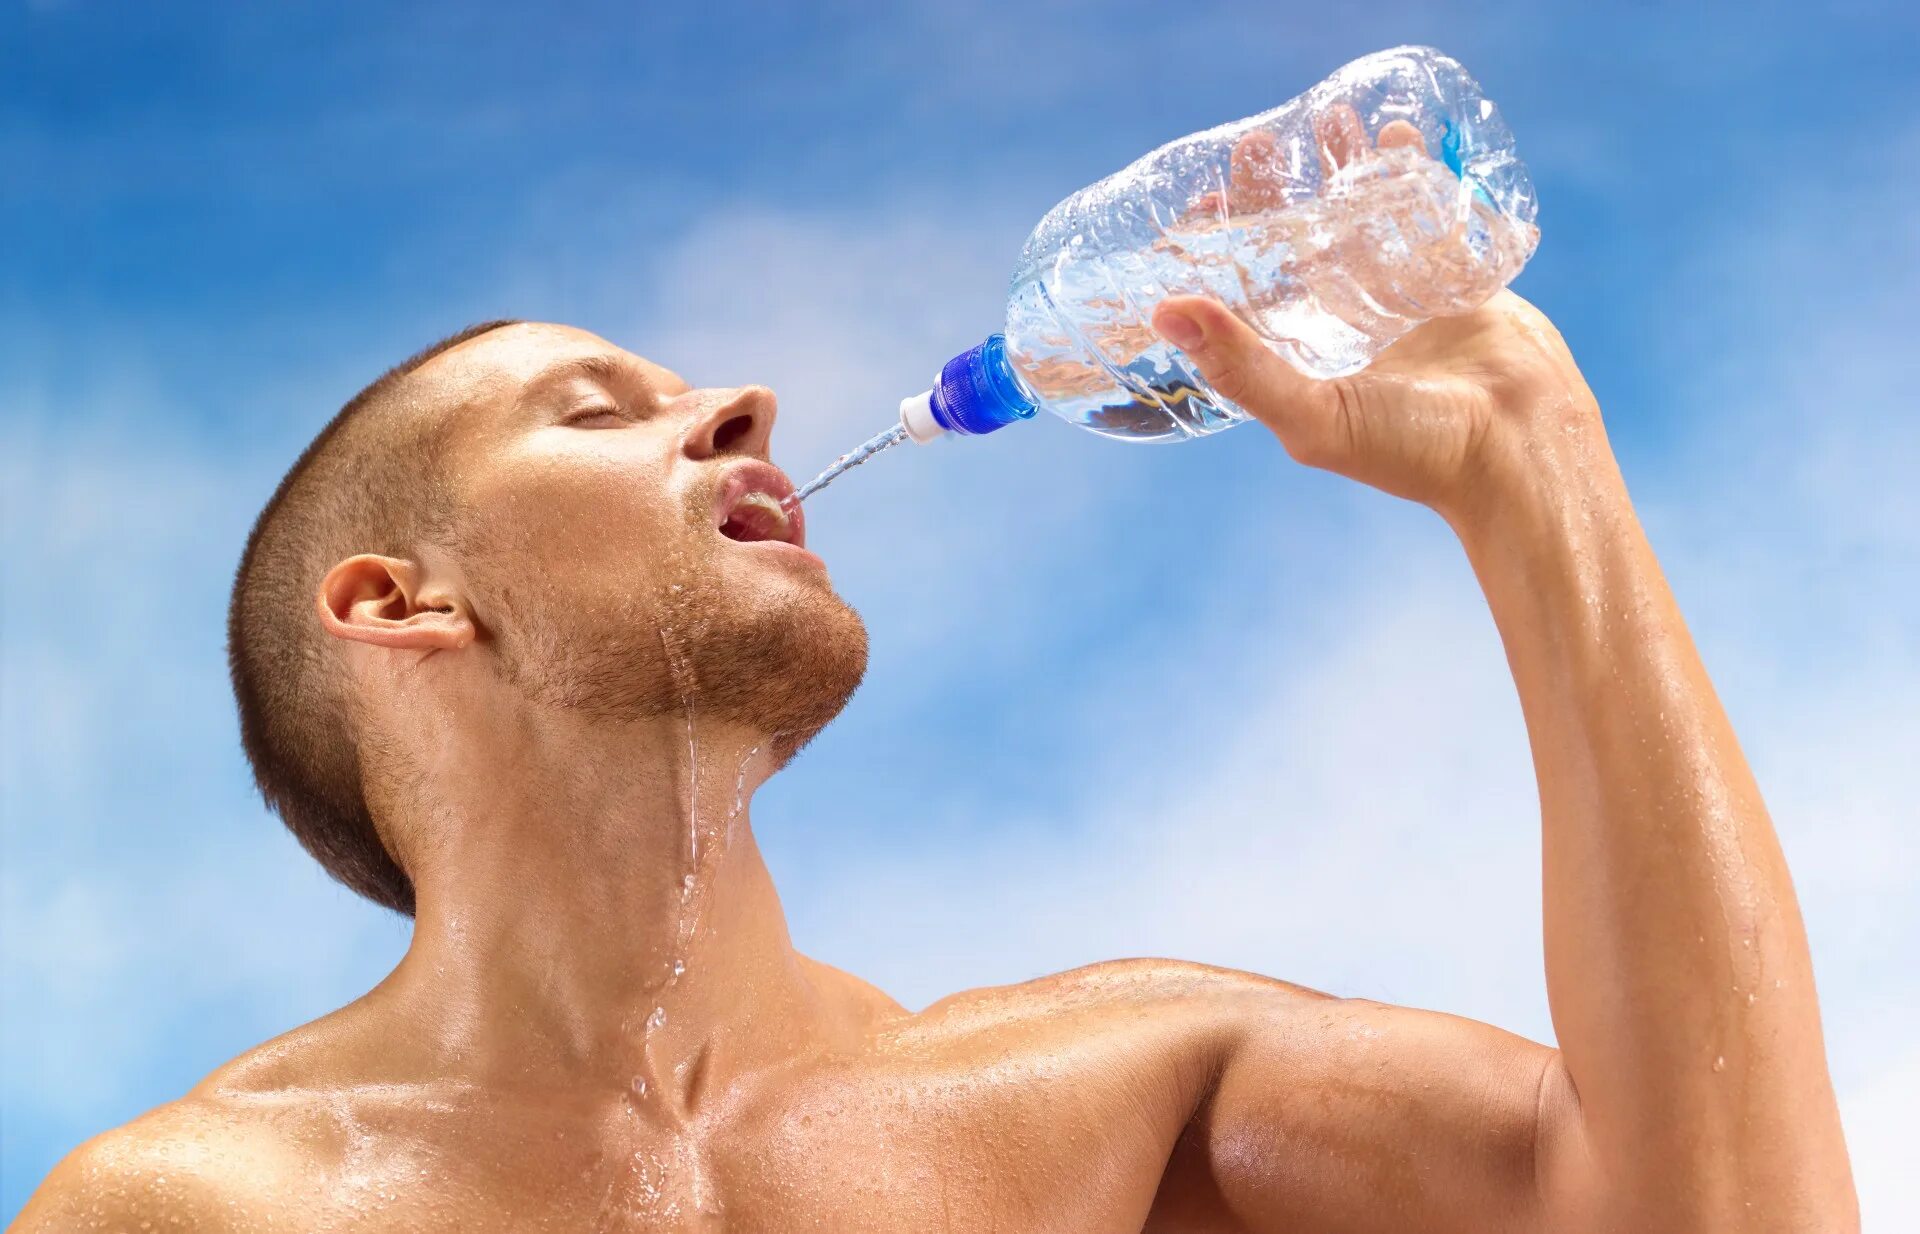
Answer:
[
  {"xmin": 923, "ymin": 955, "xmax": 1332, "ymax": 1018},
  {"xmin": 808, "ymin": 957, "xmax": 1343, "ymax": 1162},
  {"xmin": 13, "ymin": 1094, "xmax": 305, "ymax": 1233},
  {"xmin": 876, "ymin": 956, "xmax": 1337, "ymax": 1061},
  {"xmin": 15, "ymin": 1008, "xmax": 395, "ymax": 1230}
]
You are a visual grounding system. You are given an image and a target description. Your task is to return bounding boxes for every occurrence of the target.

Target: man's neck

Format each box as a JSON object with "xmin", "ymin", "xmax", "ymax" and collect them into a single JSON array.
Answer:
[{"xmin": 365, "ymin": 699, "xmax": 840, "ymax": 1098}]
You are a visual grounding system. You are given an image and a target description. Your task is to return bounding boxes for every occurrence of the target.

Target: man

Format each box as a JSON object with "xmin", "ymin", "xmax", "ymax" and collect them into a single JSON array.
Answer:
[{"xmin": 18, "ymin": 166, "xmax": 1857, "ymax": 1234}]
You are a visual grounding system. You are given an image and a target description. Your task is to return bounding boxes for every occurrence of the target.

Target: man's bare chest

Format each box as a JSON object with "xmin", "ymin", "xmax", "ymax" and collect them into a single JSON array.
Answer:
[{"xmin": 274, "ymin": 1063, "xmax": 1177, "ymax": 1233}]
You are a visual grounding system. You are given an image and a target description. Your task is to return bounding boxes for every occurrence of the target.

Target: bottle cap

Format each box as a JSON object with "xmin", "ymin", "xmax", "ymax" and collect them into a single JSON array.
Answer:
[
  {"xmin": 899, "ymin": 390, "xmax": 944, "ymax": 443},
  {"xmin": 901, "ymin": 335, "xmax": 1038, "ymax": 441}
]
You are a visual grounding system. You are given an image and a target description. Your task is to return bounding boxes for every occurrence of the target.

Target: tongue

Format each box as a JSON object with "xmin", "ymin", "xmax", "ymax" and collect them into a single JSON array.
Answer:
[{"xmin": 722, "ymin": 493, "xmax": 790, "ymax": 543}]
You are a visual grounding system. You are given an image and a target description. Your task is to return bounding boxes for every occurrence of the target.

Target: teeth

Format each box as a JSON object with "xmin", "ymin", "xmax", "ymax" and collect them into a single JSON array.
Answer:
[{"xmin": 732, "ymin": 491, "xmax": 791, "ymax": 539}]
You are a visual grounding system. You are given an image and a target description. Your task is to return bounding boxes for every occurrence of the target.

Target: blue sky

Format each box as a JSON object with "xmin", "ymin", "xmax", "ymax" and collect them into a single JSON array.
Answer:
[{"xmin": 4, "ymin": 0, "xmax": 1918, "ymax": 1223}]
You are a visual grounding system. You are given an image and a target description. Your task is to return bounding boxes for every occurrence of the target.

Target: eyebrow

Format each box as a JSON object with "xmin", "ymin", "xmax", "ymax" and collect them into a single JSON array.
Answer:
[{"xmin": 516, "ymin": 354, "xmax": 660, "ymax": 412}]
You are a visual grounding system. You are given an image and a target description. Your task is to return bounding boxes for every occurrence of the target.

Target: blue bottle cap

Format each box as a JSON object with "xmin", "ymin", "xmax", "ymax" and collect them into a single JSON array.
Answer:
[{"xmin": 928, "ymin": 335, "xmax": 1038, "ymax": 437}]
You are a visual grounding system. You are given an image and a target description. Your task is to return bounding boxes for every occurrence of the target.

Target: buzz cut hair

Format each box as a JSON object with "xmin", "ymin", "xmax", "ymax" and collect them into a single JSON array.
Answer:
[{"xmin": 226, "ymin": 320, "xmax": 520, "ymax": 915}]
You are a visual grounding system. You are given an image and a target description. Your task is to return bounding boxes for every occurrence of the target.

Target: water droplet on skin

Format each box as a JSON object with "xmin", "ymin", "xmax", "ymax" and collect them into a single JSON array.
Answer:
[
  {"xmin": 672, "ymin": 960, "xmax": 686, "ymax": 977},
  {"xmin": 1712, "ymin": 1055, "xmax": 1726, "ymax": 1072},
  {"xmin": 1746, "ymin": 992, "xmax": 1757, "ymax": 1006}
]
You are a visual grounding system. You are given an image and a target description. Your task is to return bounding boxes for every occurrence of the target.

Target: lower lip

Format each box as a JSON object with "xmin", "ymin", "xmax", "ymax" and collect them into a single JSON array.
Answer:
[{"xmin": 726, "ymin": 536, "xmax": 827, "ymax": 571}]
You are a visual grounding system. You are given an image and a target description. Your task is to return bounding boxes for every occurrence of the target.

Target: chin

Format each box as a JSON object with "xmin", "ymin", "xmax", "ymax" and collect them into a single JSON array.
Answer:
[{"xmin": 693, "ymin": 580, "xmax": 870, "ymax": 751}]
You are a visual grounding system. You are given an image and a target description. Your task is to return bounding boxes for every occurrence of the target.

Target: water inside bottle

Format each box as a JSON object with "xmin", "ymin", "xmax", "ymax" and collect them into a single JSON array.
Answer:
[{"xmin": 1004, "ymin": 144, "xmax": 1536, "ymax": 443}]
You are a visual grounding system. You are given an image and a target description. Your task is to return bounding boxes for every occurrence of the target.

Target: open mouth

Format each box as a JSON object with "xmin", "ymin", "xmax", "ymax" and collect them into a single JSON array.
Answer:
[
  {"xmin": 719, "ymin": 491, "xmax": 796, "ymax": 544},
  {"xmin": 713, "ymin": 463, "xmax": 806, "ymax": 550}
]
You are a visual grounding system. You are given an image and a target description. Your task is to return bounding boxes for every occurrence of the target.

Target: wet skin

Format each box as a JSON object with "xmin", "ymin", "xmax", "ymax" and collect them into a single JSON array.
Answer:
[{"xmin": 18, "ymin": 120, "xmax": 1858, "ymax": 1233}]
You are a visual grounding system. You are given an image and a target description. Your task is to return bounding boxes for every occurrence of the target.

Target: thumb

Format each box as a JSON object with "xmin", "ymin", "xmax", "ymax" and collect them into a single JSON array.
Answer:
[{"xmin": 1151, "ymin": 295, "xmax": 1347, "ymax": 461}]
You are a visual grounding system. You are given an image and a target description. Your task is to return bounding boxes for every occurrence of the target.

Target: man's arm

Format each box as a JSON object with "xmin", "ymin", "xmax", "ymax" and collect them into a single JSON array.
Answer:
[
  {"xmin": 1448, "ymin": 394, "xmax": 1855, "ymax": 1227},
  {"xmin": 1145, "ymin": 288, "xmax": 1857, "ymax": 1232}
]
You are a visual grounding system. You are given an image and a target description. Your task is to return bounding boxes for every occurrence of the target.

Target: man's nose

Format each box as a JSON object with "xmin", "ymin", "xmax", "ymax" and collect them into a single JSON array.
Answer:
[{"xmin": 682, "ymin": 385, "xmax": 777, "ymax": 460}]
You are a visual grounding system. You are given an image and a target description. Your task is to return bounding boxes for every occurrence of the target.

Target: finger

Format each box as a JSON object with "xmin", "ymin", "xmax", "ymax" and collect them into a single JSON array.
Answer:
[
  {"xmin": 1150, "ymin": 295, "xmax": 1342, "ymax": 454},
  {"xmin": 1181, "ymin": 187, "xmax": 1231, "ymax": 223},
  {"xmin": 1375, "ymin": 118, "xmax": 1426, "ymax": 154},
  {"xmin": 1314, "ymin": 103, "xmax": 1370, "ymax": 181},
  {"xmin": 1229, "ymin": 129, "xmax": 1289, "ymax": 212}
]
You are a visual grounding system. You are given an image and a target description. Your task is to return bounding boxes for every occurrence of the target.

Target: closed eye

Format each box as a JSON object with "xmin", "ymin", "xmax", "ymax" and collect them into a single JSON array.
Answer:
[{"xmin": 562, "ymin": 406, "xmax": 627, "ymax": 428}]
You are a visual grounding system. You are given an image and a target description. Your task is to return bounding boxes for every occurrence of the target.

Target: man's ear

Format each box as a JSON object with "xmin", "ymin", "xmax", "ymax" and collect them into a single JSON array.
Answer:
[{"xmin": 315, "ymin": 554, "xmax": 475, "ymax": 652}]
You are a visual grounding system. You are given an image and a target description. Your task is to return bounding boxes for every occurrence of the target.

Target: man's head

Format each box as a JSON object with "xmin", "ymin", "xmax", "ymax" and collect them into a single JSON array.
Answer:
[{"xmin": 228, "ymin": 322, "xmax": 869, "ymax": 915}]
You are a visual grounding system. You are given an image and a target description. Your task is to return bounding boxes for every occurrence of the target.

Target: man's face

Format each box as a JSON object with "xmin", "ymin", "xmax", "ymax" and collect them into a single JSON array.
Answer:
[{"xmin": 417, "ymin": 323, "xmax": 868, "ymax": 753}]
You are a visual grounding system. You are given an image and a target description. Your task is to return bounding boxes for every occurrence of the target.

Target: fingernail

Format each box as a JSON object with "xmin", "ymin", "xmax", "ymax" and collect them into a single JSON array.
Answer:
[{"xmin": 1155, "ymin": 309, "xmax": 1203, "ymax": 348}]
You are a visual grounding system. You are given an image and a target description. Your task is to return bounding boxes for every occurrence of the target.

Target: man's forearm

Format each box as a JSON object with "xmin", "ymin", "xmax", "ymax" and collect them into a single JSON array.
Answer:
[{"xmin": 1447, "ymin": 408, "xmax": 1855, "ymax": 1228}]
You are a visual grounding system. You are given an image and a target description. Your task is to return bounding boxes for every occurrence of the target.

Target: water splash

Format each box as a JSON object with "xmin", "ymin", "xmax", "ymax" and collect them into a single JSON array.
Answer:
[{"xmin": 784, "ymin": 422, "xmax": 909, "ymax": 508}]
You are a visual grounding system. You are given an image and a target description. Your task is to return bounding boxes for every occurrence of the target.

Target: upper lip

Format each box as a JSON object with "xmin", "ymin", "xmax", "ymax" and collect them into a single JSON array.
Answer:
[{"xmin": 712, "ymin": 460, "xmax": 806, "ymax": 550}]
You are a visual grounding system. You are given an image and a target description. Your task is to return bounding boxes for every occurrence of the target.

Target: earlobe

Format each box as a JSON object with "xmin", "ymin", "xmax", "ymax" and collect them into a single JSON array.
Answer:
[{"xmin": 315, "ymin": 555, "xmax": 475, "ymax": 652}]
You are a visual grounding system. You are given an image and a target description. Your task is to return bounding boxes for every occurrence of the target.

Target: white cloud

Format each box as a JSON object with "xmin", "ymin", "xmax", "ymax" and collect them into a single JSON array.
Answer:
[
  {"xmin": 788, "ymin": 533, "xmax": 1553, "ymax": 1032},
  {"xmin": 1, "ymin": 397, "xmax": 413, "ymax": 1142}
]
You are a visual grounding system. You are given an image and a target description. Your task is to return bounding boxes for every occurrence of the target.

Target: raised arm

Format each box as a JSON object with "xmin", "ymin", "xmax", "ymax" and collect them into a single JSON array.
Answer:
[{"xmin": 1145, "ymin": 285, "xmax": 1857, "ymax": 1231}]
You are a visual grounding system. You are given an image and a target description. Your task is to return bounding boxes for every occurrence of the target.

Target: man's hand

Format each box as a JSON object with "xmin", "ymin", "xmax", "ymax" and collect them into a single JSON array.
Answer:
[
  {"xmin": 1151, "ymin": 287, "xmax": 1594, "ymax": 532},
  {"xmin": 1152, "ymin": 105, "xmax": 1590, "ymax": 534}
]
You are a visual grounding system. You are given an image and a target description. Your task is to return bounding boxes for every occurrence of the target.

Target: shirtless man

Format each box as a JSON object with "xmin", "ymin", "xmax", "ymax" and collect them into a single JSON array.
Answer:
[{"xmin": 17, "ymin": 171, "xmax": 1858, "ymax": 1234}]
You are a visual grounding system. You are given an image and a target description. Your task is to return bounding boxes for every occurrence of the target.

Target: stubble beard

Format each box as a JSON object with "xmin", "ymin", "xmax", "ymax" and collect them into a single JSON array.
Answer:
[{"xmin": 487, "ymin": 546, "xmax": 870, "ymax": 763}]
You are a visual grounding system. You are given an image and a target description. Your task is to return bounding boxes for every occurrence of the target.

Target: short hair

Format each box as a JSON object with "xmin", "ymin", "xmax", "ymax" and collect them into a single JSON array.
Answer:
[{"xmin": 227, "ymin": 320, "xmax": 519, "ymax": 915}]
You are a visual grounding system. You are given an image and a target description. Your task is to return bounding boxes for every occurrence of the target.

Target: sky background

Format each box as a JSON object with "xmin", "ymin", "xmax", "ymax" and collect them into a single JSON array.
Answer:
[{"xmin": 3, "ymin": 0, "xmax": 1917, "ymax": 1223}]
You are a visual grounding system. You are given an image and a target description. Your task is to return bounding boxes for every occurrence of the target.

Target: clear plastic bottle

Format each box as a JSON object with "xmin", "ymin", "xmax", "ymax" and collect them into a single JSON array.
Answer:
[{"xmin": 899, "ymin": 45, "xmax": 1540, "ymax": 445}]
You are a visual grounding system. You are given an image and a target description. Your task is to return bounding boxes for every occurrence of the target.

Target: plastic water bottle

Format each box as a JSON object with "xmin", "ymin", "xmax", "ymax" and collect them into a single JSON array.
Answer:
[{"xmin": 900, "ymin": 45, "xmax": 1539, "ymax": 446}]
